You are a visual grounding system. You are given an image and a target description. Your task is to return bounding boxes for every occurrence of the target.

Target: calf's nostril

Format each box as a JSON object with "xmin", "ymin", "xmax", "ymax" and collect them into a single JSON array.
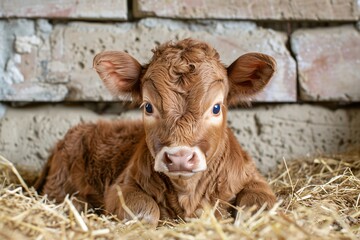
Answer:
[
  {"xmin": 164, "ymin": 153, "xmax": 173, "ymax": 165},
  {"xmin": 188, "ymin": 154, "xmax": 196, "ymax": 164}
]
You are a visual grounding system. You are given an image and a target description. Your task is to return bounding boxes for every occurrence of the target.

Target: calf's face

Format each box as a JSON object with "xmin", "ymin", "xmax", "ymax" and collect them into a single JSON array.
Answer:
[
  {"xmin": 142, "ymin": 49, "xmax": 228, "ymax": 178},
  {"xmin": 93, "ymin": 39, "xmax": 276, "ymax": 179}
]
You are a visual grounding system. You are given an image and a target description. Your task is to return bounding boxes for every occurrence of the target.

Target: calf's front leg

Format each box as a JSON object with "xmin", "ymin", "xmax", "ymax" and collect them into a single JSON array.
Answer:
[
  {"xmin": 236, "ymin": 178, "xmax": 276, "ymax": 211},
  {"xmin": 104, "ymin": 184, "xmax": 160, "ymax": 226}
]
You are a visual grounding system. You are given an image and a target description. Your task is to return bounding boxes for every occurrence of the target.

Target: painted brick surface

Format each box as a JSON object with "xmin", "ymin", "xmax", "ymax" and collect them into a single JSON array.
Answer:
[
  {"xmin": 0, "ymin": 0, "xmax": 127, "ymax": 20},
  {"xmin": 134, "ymin": 0, "xmax": 359, "ymax": 21},
  {"xmin": 0, "ymin": 20, "xmax": 69, "ymax": 101},
  {"xmin": 0, "ymin": 19, "xmax": 296, "ymax": 102},
  {"xmin": 292, "ymin": 25, "xmax": 360, "ymax": 101},
  {"xmin": 1, "ymin": 104, "xmax": 359, "ymax": 182}
]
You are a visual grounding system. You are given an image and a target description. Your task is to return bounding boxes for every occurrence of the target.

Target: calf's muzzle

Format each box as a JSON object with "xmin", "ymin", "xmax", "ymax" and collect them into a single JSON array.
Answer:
[
  {"xmin": 164, "ymin": 148, "xmax": 198, "ymax": 172},
  {"xmin": 154, "ymin": 146, "xmax": 207, "ymax": 175}
]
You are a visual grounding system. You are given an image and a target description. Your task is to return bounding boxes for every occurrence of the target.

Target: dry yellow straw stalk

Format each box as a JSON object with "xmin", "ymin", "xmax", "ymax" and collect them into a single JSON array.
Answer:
[{"xmin": 0, "ymin": 149, "xmax": 359, "ymax": 239}]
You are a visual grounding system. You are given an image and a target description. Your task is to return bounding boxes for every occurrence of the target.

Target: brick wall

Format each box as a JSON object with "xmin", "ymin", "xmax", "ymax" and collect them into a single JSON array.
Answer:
[{"xmin": 0, "ymin": 0, "xmax": 359, "ymax": 180}]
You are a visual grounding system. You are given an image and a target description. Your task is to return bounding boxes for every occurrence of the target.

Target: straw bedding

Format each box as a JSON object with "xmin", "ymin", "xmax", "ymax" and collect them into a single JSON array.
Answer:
[{"xmin": 0, "ymin": 149, "xmax": 359, "ymax": 240}]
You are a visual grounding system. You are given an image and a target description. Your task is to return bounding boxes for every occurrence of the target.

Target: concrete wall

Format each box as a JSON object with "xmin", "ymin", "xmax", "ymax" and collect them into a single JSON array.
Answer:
[{"xmin": 0, "ymin": 0, "xmax": 359, "ymax": 181}]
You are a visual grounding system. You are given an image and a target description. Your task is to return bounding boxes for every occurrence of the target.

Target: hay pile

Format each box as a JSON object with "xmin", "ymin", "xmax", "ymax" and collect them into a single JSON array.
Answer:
[{"xmin": 0, "ymin": 149, "xmax": 359, "ymax": 240}]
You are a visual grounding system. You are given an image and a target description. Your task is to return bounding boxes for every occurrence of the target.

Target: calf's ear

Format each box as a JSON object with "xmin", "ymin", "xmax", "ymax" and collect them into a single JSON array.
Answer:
[
  {"xmin": 227, "ymin": 53, "xmax": 276, "ymax": 105},
  {"xmin": 93, "ymin": 51, "xmax": 142, "ymax": 103}
]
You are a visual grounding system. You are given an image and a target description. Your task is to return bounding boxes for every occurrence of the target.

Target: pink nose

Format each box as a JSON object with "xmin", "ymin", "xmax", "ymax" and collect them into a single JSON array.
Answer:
[{"xmin": 164, "ymin": 149, "xmax": 198, "ymax": 172}]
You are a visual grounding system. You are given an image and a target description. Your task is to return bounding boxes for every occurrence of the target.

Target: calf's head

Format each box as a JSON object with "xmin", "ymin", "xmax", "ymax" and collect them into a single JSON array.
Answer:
[{"xmin": 94, "ymin": 39, "xmax": 276, "ymax": 179}]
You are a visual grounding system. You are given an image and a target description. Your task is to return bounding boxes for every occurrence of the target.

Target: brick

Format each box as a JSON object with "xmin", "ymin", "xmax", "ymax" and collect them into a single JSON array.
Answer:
[
  {"xmin": 0, "ymin": 19, "xmax": 295, "ymax": 102},
  {"xmin": 0, "ymin": 20, "xmax": 35, "ymax": 74},
  {"xmin": 0, "ymin": 104, "xmax": 5, "ymax": 118},
  {"xmin": 1, "ymin": 104, "xmax": 359, "ymax": 182},
  {"xmin": 134, "ymin": 0, "xmax": 359, "ymax": 21},
  {"xmin": 51, "ymin": 19, "xmax": 296, "ymax": 102},
  {"xmin": 292, "ymin": 25, "xmax": 360, "ymax": 101},
  {"xmin": 0, "ymin": 0, "xmax": 127, "ymax": 20},
  {"xmin": 1, "ymin": 83, "xmax": 68, "ymax": 101},
  {"xmin": 0, "ymin": 105, "xmax": 111, "ymax": 182},
  {"xmin": 0, "ymin": 20, "xmax": 69, "ymax": 101},
  {"xmin": 229, "ymin": 104, "xmax": 360, "ymax": 172}
]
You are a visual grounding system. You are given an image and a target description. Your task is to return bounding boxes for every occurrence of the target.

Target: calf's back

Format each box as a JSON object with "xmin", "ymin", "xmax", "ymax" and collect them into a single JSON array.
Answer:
[{"xmin": 35, "ymin": 120, "xmax": 144, "ymax": 208}]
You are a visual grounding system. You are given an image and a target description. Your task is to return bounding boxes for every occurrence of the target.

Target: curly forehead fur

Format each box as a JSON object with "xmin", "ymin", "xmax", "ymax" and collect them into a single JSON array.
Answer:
[
  {"xmin": 152, "ymin": 38, "xmax": 220, "ymax": 63},
  {"xmin": 141, "ymin": 39, "xmax": 228, "ymax": 118}
]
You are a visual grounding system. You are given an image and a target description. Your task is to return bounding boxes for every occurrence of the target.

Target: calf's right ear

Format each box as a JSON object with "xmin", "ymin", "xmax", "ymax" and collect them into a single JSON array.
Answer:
[{"xmin": 93, "ymin": 51, "xmax": 142, "ymax": 103}]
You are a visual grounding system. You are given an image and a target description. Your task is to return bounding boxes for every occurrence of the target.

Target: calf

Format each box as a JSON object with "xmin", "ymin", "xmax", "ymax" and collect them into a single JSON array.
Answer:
[{"xmin": 35, "ymin": 38, "xmax": 276, "ymax": 225}]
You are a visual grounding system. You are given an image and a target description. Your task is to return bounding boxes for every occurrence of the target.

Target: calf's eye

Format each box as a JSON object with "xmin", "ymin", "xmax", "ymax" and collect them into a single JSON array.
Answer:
[
  {"xmin": 212, "ymin": 104, "xmax": 221, "ymax": 115},
  {"xmin": 145, "ymin": 103, "xmax": 153, "ymax": 114}
]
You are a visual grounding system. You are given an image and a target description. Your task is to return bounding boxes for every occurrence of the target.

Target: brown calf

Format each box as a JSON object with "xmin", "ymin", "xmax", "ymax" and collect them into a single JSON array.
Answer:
[{"xmin": 35, "ymin": 38, "xmax": 276, "ymax": 225}]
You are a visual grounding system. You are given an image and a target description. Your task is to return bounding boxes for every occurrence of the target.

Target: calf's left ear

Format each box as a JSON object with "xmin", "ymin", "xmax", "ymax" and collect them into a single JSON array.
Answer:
[{"xmin": 227, "ymin": 53, "xmax": 276, "ymax": 105}]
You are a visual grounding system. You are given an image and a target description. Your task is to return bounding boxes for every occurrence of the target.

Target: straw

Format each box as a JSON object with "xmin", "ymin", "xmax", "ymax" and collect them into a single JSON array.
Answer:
[{"xmin": 0, "ymin": 148, "xmax": 359, "ymax": 239}]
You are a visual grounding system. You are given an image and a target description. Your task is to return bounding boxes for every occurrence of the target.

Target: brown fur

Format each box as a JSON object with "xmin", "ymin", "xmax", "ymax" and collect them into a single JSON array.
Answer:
[{"xmin": 35, "ymin": 38, "xmax": 276, "ymax": 225}]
